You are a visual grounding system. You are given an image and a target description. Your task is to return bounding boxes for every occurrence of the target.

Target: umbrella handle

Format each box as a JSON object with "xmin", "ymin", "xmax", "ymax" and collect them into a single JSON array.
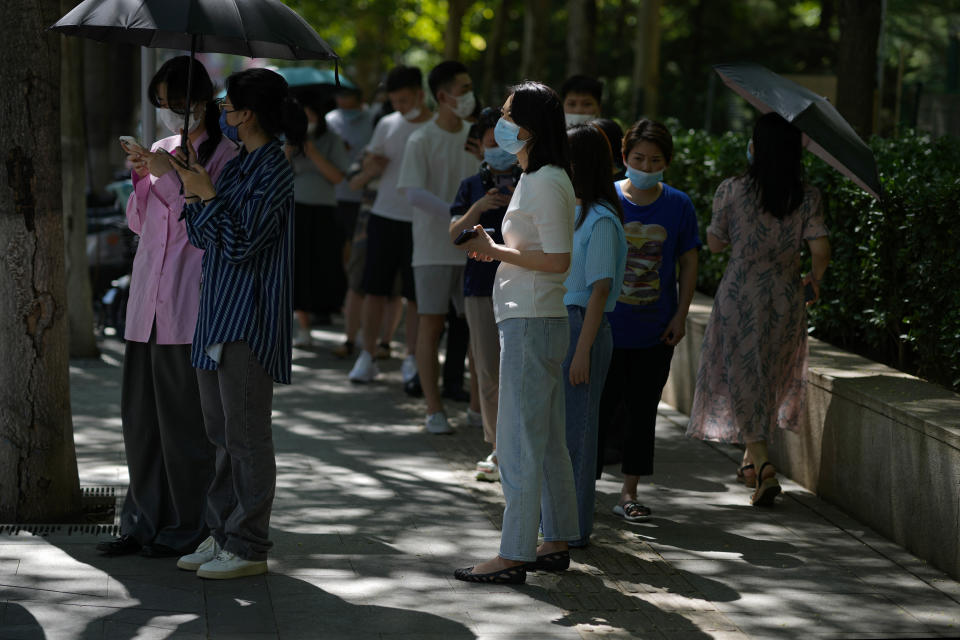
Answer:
[{"xmin": 181, "ymin": 34, "xmax": 198, "ymax": 165}]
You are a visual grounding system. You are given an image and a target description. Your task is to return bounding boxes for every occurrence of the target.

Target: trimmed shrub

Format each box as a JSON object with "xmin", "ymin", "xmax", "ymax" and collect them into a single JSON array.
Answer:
[{"xmin": 666, "ymin": 123, "xmax": 960, "ymax": 393}]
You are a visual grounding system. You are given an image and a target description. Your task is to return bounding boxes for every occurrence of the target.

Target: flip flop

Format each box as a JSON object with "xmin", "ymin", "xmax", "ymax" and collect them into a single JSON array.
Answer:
[{"xmin": 612, "ymin": 502, "xmax": 651, "ymax": 522}]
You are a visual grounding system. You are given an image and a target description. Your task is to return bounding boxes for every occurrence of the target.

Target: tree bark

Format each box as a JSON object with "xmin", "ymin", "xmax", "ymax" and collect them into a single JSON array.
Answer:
[
  {"xmin": 836, "ymin": 0, "xmax": 882, "ymax": 137},
  {"xmin": 481, "ymin": 0, "xmax": 511, "ymax": 108},
  {"xmin": 630, "ymin": 0, "xmax": 662, "ymax": 119},
  {"xmin": 61, "ymin": 4, "xmax": 99, "ymax": 359},
  {"xmin": 520, "ymin": 0, "xmax": 550, "ymax": 80},
  {"xmin": 444, "ymin": 0, "xmax": 469, "ymax": 61},
  {"xmin": 566, "ymin": 0, "xmax": 597, "ymax": 77},
  {"xmin": 0, "ymin": 0, "xmax": 82, "ymax": 522}
]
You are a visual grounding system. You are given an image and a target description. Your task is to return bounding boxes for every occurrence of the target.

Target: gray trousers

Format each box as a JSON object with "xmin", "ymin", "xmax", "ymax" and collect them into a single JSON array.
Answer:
[
  {"xmin": 195, "ymin": 341, "xmax": 276, "ymax": 561},
  {"xmin": 120, "ymin": 333, "xmax": 215, "ymax": 551}
]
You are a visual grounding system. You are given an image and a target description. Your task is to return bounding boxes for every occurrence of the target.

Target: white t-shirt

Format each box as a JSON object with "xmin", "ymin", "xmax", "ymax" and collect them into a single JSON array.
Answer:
[
  {"xmin": 366, "ymin": 112, "xmax": 428, "ymax": 222},
  {"xmin": 493, "ymin": 165, "xmax": 576, "ymax": 322},
  {"xmin": 397, "ymin": 119, "xmax": 480, "ymax": 267}
]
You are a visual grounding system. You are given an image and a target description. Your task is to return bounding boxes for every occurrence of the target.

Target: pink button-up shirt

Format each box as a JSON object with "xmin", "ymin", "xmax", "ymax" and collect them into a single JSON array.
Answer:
[{"xmin": 124, "ymin": 133, "xmax": 238, "ymax": 344}]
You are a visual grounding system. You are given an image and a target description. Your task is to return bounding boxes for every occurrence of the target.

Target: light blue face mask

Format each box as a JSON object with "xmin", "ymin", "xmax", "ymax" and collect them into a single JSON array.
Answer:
[
  {"xmin": 494, "ymin": 118, "xmax": 527, "ymax": 155},
  {"xmin": 625, "ymin": 166, "xmax": 662, "ymax": 190},
  {"xmin": 484, "ymin": 146, "xmax": 516, "ymax": 171}
]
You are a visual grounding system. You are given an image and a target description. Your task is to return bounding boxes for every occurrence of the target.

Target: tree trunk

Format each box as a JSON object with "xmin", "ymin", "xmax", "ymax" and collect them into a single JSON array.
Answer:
[
  {"xmin": 444, "ymin": 0, "xmax": 469, "ymax": 61},
  {"xmin": 630, "ymin": 0, "xmax": 661, "ymax": 119},
  {"xmin": 0, "ymin": 0, "xmax": 82, "ymax": 522},
  {"xmin": 61, "ymin": 5, "xmax": 99, "ymax": 359},
  {"xmin": 481, "ymin": 0, "xmax": 510, "ymax": 108},
  {"xmin": 566, "ymin": 0, "xmax": 597, "ymax": 77},
  {"xmin": 836, "ymin": 0, "xmax": 882, "ymax": 137},
  {"xmin": 521, "ymin": 0, "xmax": 550, "ymax": 80}
]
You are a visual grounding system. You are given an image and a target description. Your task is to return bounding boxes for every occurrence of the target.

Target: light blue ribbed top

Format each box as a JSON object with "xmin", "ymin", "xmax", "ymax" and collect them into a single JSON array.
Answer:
[{"xmin": 563, "ymin": 202, "xmax": 627, "ymax": 311}]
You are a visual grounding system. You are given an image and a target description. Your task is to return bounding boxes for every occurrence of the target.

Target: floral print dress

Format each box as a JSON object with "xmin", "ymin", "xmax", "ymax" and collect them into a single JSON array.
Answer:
[{"xmin": 686, "ymin": 177, "xmax": 828, "ymax": 444}]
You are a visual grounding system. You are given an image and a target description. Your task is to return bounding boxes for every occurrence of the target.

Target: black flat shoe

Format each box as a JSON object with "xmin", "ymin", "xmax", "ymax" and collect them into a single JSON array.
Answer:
[
  {"xmin": 96, "ymin": 534, "xmax": 141, "ymax": 556},
  {"xmin": 140, "ymin": 543, "xmax": 182, "ymax": 558},
  {"xmin": 453, "ymin": 564, "xmax": 526, "ymax": 584},
  {"xmin": 525, "ymin": 550, "xmax": 570, "ymax": 572}
]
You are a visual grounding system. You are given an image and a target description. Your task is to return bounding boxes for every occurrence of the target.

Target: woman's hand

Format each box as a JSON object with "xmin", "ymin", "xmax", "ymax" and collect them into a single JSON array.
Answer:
[
  {"xmin": 568, "ymin": 346, "xmax": 591, "ymax": 386},
  {"xmin": 170, "ymin": 145, "xmax": 216, "ymax": 201},
  {"xmin": 802, "ymin": 272, "xmax": 821, "ymax": 306},
  {"xmin": 661, "ymin": 311, "xmax": 687, "ymax": 346},
  {"xmin": 144, "ymin": 151, "xmax": 174, "ymax": 178},
  {"xmin": 127, "ymin": 152, "xmax": 149, "ymax": 179},
  {"xmin": 462, "ymin": 225, "xmax": 498, "ymax": 262}
]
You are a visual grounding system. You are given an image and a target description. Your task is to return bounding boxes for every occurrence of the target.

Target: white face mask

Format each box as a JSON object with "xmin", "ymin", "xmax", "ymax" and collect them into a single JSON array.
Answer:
[
  {"xmin": 402, "ymin": 106, "xmax": 421, "ymax": 122},
  {"xmin": 157, "ymin": 105, "xmax": 203, "ymax": 135},
  {"xmin": 450, "ymin": 90, "xmax": 476, "ymax": 120},
  {"xmin": 565, "ymin": 112, "xmax": 595, "ymax": 127}
]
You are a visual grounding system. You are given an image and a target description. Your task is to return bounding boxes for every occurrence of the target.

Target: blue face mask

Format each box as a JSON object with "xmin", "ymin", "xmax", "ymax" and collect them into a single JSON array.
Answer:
[
  {"xmin": 484, "ymin": 146, "xmax": 516, "ymax": 171},
  {"xmin": 219, "ymin": 110, "xmax": 240, "ymax": 143},
  {"xmin": 746, "ymin": 141, "xmax": 754, "ymax": 165},
  {"xmin": 625, "ymin": 166, "xmax": 663, "ymax": 190},
  {"xmin": 494, "ymin": 118, "xmax": 527, "ymax": 155}
]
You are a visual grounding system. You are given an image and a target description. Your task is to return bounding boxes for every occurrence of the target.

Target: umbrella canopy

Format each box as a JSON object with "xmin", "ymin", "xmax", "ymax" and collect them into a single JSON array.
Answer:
[
  {"xmin": 51, "ymin": 0, "xmax": 338, "ymax": 61},
  {"xmin": 714, "ymin": 63, "xmax": 881, "ymax": 201},
  {"xmin": 275, "ymin": 67, "xmax": 354, "ymax": 89}
]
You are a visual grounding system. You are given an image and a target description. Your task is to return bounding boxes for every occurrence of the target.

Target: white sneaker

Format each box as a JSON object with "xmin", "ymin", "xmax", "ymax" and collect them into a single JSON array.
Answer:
[
  {"xmin": 196, "ymin": 549, "xmax": 267, "ymax": 580},
  {"xmin": 466, "ymin": 408, "xmax": 483, "ymax": 428},
  {"xmin": 401, "ymin": 354, "xmax": 418, "ymax": 383},
  {"xmin": 177, "ymin": 536, "xmax": 220, "ymax": 571},
  {"xmin": 348, "ymin": 350, "xmax": 379, "ymax": 383},
  {"xmin": 476, "ymin": 452, "xmax": 499, "ymax": 482},
  {"xmin": 425, "ymin": 412, "xmax": 453, "ymax": 435},
  {"xmin": 292, "ymin": 326, "xmax": 313, "ymax": 347}
]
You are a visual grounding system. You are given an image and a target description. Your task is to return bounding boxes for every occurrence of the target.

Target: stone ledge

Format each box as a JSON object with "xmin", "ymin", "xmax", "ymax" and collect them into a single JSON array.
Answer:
[{"xmin": 662, "ymin": 291, "xmax": 960, "ymax": 581}]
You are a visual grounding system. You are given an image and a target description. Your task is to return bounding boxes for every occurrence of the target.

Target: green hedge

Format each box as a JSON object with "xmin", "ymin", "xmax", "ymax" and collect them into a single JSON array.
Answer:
[{"xmin": 666, "ymin": 123, "xmax": 960, "ymax": 393}]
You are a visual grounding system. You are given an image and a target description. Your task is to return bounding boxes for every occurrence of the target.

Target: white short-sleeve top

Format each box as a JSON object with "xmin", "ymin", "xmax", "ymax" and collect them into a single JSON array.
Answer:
[{"xmin": 493, "ymin": 164, "xmax": 575, "ymax": 322}]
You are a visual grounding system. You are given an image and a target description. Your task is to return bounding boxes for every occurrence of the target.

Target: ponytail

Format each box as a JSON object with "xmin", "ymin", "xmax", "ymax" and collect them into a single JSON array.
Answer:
[
  {"xmin": 281, "ymin": 96, "xmax": 307, "ymax": 148},
  {"xmin": 196, "ymin": 99, "xmax": 224, "ymax": 166}
]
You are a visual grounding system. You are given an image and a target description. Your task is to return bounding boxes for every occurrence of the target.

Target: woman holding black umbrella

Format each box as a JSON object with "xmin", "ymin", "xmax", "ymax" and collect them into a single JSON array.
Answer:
[
  {"xmin": 97, "ymin": 56, "xmax": 236, "ymax": 560},
  {"xmin": 169, "ymin": 67, "xmax": 305, "ymax": 579},
  {"xmin": 686, "ymin": 113, "xmax": 831, "ymax": 506}
]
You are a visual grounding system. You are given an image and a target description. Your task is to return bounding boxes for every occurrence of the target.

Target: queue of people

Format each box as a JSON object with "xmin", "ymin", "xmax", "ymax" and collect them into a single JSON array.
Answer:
[{"xmin": 97, "ymin": 55, "xmax": 830, "ymax": 585}]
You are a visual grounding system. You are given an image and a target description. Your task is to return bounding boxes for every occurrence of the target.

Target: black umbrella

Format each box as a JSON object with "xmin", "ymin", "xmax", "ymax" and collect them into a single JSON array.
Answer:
[
  {"xmin": 714, "ymin": 63, "xmax": 881, "ymax": 201},
  {"xmin": 51, "ymin": 0, "xmax": 339, "ymax": 158}
]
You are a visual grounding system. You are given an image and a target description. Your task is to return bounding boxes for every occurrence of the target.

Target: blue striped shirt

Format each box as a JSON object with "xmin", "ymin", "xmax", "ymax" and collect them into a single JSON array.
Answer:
[
  {"xmin": 183, "ymin": 140, "xmax": 295, "ymax": 384},
  {"xmin": 563, "ymin": 203, "xmax": 627, "ymax": 311}
]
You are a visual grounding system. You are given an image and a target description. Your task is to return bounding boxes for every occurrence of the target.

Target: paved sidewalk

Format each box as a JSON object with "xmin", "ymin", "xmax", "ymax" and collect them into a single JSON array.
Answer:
[{"xmin": 1, "ymin": 326, "xmax": 959, "ymax": 639}]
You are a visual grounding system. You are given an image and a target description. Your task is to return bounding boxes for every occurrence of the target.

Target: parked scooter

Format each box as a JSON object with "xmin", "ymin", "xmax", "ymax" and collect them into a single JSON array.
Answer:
[{"xmin": 87, "ymin": 175, "xmax": 136, "ymax": 336}]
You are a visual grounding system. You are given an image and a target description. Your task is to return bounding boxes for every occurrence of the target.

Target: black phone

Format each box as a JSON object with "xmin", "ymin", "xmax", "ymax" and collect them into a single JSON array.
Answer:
[
  {"xmin": 159, "ymin": 147, "xmax": 190, "ymax": 169},
  {"xmin": 454, "ymin": 227, "xmax": 496, "ymax": 246},
  {"xmin": 804, "ymin": 281, "xmax": 816, "ymax": 303}
]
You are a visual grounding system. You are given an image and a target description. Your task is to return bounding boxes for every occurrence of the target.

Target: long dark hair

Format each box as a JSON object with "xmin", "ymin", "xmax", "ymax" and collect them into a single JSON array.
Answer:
[
  {"xmin": 226, "ymin": 68, "xmax": 307, "ymax": 148},
  {"xmin": 508, "ymin": 81, "xmax": 570, "ymax": 177},
  {"xmin": 747, "ymin": 112, "xmax": 805, "ymax": 219},
  {"xmin": 148, "ymin": 55, "xmax": 223, "ymax": 166},
  {"xmin": 567, "ymin": 124, "xmax": 623, "ymax": 229}
]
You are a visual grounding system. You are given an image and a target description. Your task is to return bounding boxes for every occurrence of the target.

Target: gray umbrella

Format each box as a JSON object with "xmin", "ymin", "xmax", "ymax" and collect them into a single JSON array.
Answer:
[
  {"xmin": 51, "ymin": 0, "xmax": 339, "ymax": 156},
  {"xmin": 714, "ymin": 62, "xmax": 882, "ymax": 201}
]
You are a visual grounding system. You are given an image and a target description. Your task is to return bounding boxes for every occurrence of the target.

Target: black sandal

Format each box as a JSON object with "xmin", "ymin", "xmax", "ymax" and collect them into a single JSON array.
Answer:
[
  {"xmin": 751, "ymin": 461, "xmax": 781, "ymax": 507},
  {"xmin": 526, "ymin": 550, "xmax": 570, "ymax": 572},
  {"xmin": 736, "ymin": 463, "xmax": 757, "ymax": 488},
  {"xmin": 453, "ymin": 564, "xmax": 527, "ymax": 584}
]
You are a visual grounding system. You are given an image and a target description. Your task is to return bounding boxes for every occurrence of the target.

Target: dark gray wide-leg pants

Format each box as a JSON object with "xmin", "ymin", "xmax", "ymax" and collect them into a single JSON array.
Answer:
[
  {"xmin": 195, "ymin": 341, "xmax": 276, "ymax": 562},
  {"xmin": 120, "ymin": 332, "xmax": 215, "ymax": 551}
]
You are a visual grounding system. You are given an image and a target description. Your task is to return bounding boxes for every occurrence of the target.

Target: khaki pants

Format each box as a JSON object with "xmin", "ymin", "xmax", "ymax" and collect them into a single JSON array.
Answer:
[{"xmin": 464, "ymin": 296, "xmax": 500, "ymax": 444}]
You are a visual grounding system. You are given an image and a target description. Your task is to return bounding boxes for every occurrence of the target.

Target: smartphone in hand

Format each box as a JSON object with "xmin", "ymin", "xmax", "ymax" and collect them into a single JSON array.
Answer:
[
  {"xmin": 454, "ymin": 227, "xmax": 496, "ymax": 246},
  {"xmin": 119, "ymin": 135, "xmax": 148, "ymax": 155},
  {"xmin": 158, "ymin": 147, "xmax": 190, "ymax": 170}
]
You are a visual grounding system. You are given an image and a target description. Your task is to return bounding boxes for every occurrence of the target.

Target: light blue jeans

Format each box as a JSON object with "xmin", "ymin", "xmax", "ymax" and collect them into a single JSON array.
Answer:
[
  {"xmin": 496, "ymin": 317, "xmax": 580, "ymax": 561},
  {"xmin": 562, "ymin": 305, "xmax": 613, "ymax": 547}
]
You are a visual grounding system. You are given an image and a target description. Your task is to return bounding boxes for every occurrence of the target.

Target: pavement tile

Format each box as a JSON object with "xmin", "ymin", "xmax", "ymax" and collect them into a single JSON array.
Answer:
[{"xmin": 1, "ymin": 331, "xmax": 951, "ymax": 640}]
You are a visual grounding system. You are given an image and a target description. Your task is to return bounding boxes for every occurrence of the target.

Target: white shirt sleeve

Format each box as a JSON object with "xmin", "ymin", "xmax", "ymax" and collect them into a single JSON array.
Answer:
[
  {"xmin": 533, "ymin": 170, "xmax": 574, "ymax": 254},
  {"xmin": 406, "ymin": 186, "xmax": 451, "ymax": 219},
  {"xmin": 396, "ymin": 131, "xmax": 428, "ymax": 195}
]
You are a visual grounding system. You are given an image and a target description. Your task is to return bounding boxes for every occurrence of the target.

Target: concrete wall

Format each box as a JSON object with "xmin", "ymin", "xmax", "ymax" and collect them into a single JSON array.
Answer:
[{"xmin": 663, "ymin": 292, "xmax": 960, "ymax": 580}]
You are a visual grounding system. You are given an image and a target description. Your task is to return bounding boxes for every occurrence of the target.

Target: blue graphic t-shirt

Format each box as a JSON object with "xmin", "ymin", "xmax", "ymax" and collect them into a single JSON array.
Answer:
[{"xmin": 607, "ymin": 181, "xmax": 701, "ymax": 349}]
